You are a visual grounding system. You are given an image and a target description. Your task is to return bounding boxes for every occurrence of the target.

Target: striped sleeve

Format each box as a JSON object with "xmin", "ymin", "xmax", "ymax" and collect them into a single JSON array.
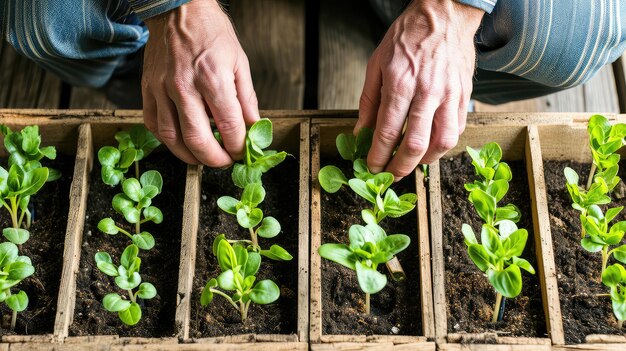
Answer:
[
  {"xmin": 455, "ymin": 0, "xmax": 496, "ymax": 14},
  {"xmin": 127, "ymin": 0, "xmax": 192, "ymax": 20}
]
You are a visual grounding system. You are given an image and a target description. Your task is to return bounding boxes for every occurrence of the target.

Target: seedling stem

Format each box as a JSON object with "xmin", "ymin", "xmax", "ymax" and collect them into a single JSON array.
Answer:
[
  {"xmin": 587, "ymin": 163, "xmax": 596, "ymax": 191},
  {"xmin": 492, "ymin": 292, "xmax": 503, "ymax": 323},
  {"xmin": 135, "ymin": 161, "xmax": 140, "ymax": 180},
  {"xmin": 618, "ymin": 319, "xmax": 624, "ymax": 329},
  {"xmin": 365, "ymin": 293, "xmax": 370, "ymax": 314},
  {"xmin": 249, "ymin": 227, "xmax": 258, "ymax": 247}
]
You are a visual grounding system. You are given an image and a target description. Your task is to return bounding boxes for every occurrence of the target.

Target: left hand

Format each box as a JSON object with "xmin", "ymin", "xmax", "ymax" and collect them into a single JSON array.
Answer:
[{"xmin": 356, "ymin": 0, "xmax": 484, "ymax": 180}]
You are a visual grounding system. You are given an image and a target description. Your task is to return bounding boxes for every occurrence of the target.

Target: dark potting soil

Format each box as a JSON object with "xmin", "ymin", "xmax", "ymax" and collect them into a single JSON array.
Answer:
[
  {"xmin": 544, "ymin": 160, "xmax": 625, "ymax": 344},
  {"xmin": 69, "ymin": 152, "xmax": 185, "ymax": 337},
  {"xmin": 0, "ymin": 155, "xmax": 73, "ymax": 335},
  {"xmin": 320, "ymin": 160, "xmax": 422, "ymax": 336},
  {"xmin": 190, "ymin": 158, "xmax": 299, "ymax": 338},
  {"xmin": 440, "ymin": 155, "xmax": 546, "ymax": 337}
]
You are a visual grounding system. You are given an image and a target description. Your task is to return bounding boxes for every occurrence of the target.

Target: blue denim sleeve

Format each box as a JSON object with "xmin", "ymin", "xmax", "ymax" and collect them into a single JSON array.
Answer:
[
  {"xmin": 455, "ymin": 0, "xmax": 496, "ymax": 13},
  {"xmin": 128, "ymin": 0, "xmax": 192, "ymax": 20}
]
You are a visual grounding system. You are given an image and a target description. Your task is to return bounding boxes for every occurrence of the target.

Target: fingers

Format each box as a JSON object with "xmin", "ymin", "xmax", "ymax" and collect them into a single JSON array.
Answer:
[
  {"xmin": 235, "ymin": 59, "xmax": 261, "ymax": 125},
  {"xmin": 384, "ymin": 97, "xmax": 438, "ymax": 179},
  {"xmin": 366, "ymin": 83, "xmax": 413, "ymax": 174},
  {"xmin": 199, "ymin": 73, "xmax": 247, "ymax": 161},
  {"xmin": 172, "ymin": 90, "xmax": 233, "ymax": 167},
  {"xmin": 355, "ymin": 53, "xmax": 382, "ymax": 134},
  {"xmin": 155, "ymin": 93, "xmax": 201, "ymax": 165},
  {"xmin": 142, "ymin": 90, "xmax": 158, "ymax": 135},
  {"xmin": 419, "ymin": 97, "xmax": 459, "ymax": 165}
]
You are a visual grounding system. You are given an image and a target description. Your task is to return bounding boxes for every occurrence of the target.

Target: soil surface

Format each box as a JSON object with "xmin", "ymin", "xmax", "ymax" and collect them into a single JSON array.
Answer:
[
  {"xmin": 440, "ymin": 155, "xmax": 546, "ymax": 337},
  {"xmin": 320, "ymin": 160, "xmax": 422, "ymax": 336},
  {"xmin": 0, "ymin": 155, "xmax": 73, "ymax": 335},
  {"xmin": 69, "ymin": 152, "xmax": 185, "ymax": 337},
  {"xmin": 544, "ymin": 160, "xmax": 625, "ymax": 343},
  {"xmin": 190, "ymin": 158, "xmax": 299, "ymax": 338}
]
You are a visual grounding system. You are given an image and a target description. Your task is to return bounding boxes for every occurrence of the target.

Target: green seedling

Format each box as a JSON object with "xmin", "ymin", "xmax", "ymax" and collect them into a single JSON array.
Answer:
[
  {"xmin": 95, "ymin": 244, "xmax": 156, "ymax": 326},
  {"xmin": 463, "ymin": 142, "xmax": 535, "ymax": 322},
  {"xmin": 0, "ymin": 125, "xmax": 60, "ymax": 182},
  {"xmin": 564, "ymin": 114, "xmax": 626, "ymax": 328},
  {"xmin": 602, "ymin": 263, "xmax": 626, "ymax": 329},
  {"xmin": 0, "ymin": 242, "xmax": 34, "ymax": 330},
  {"xmin": 97, "ymin": 170, "xmax": 163, "ymax": 250},
  {"xmin": 201, "ymin": 238, "xmax": 279, "ymax": 321},
  {"xmin": 217, "ymin": 182, "xmax": 291, "ymax": 261},
  {"xmin": 319, "ymin": 223, "xmax": 410, "ymax": 314},
  {"xmin": 318, "ymin": 128, "xmax": 416, "ymax": 226},
  {"xmin": 231, "ymin": 119, "xmax": 287, "ymax": 188},
  {"xmin": 98, "ymin": 125, "xmax": 161, "ymax": 186}
]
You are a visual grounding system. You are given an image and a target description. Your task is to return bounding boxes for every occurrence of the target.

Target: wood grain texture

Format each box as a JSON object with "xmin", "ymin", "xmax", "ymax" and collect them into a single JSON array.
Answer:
[
  {"xmin": 229, "ymin": 0, "xmax": 305, "ymax": 109},
  {"xmin": 297, "ymin": 120, "xmax": 311, "ymax": 342},
  {"xmin": 612, "ymin": 55, "xmax": 626, "ymax": 113},
  {"xmin": 310, "ymin": 124, "xmax": 323, "ymax": 343},
  {"xmin": 525, "ymin": 125, "xmax": 565, "ymax": 345},
  {"xmin": 0, "ymin": 42, "xmax": 61, "ymax": 108},
  {"xmin": 438, "ymin": 345, "xmax": 552, "ymax": 351},
  {"xmin": 415, "ymin": 168, "xmax": 435, "ymax": 338},
  {"xmin": 475, "ymin": 65, "xmax": 620, "ymax": 113},
  {"xmin": 175, "ymin": 165, "xmax": 202, "ymax": 340},
  {"xmin": 53, "ymin": 123, "xmax": 93, "ymax": 339},
  {"xmin": 318, "ymin": 0, "xmax": 376, "ymax": 109},
  {"xmin": 312, "ymin": 342, "xmax": 435, "ymax": 351},
  {"xmin": 427, "ymin": 161, "xmax": 446, "ymax": 343}
]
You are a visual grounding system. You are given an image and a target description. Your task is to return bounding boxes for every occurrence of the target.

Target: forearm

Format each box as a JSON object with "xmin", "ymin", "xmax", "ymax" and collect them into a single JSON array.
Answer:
[{"xmin": 128, "ymin": 0, "xmax": 192, "ymax": 21}]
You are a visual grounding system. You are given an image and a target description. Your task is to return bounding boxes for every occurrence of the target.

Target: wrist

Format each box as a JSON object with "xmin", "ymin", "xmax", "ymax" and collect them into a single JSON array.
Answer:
[
  {"xmin": 145, "ymin": 0, "xmax": 224, "ymax": 33},
  {"xmin": 405, "ymin": 0, "xmax": 484, "ymax": 34}
]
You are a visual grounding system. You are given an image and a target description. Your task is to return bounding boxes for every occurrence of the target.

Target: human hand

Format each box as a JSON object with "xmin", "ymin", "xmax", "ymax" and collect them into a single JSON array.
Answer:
[
  {"xmin": 142, "ymin": 0, "xmax": 259, "ymax": 166},
  {"xmin": 356, "ymin": 0, "xmax": 484, "ymax": 180}
]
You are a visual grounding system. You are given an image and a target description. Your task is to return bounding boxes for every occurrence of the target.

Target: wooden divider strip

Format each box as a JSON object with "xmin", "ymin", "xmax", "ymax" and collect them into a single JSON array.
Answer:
[
  {"xmin": 416, "ymin": 168, "xmax": 435, "ymax": 338},
  {"xmin": 525, "ymin": 125, "xmax": 565, "ymax": 345},
  {"xmin": 53, "ymin": 123, "xmax": 93, "ymax": 340},
  {"xmin": 297, "ymin": 120, "xmax": 310, "ymax": 342},
  {"xmin": 175, "ymin": 165, "xmax": 203, "ymax": 340},
  {"xmin": 427, "ymin": 161, "xmax": 447, "ymax": 343},
  {"xmin": 309, "ymin": 124, "xmax": 322, "ymax": 343}
]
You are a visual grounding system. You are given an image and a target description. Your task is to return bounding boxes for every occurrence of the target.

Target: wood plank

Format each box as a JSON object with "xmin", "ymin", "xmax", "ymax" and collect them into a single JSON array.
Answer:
[
  {"xmin": 612, "ymin": 55, "xmax": 626, "ymax": 112},
  {"xmin": 0, "ymin": 42, "xmax": 61, "ymax": 108},
  {"xmin": 229, "ymin": 0, "xmax": 305, "ymax": 109},
  {"xmin": 69, "ymin": 87, "xmax": 117, "ymax": 109},
  {"xmin": 310, "ymin": 124, "xmax": 323, "ymax": 343},
  {"xmin": 312, "ymin": 342, "xmax": 435, "ymax": 351},
  {"xmin": 554, "ymin": 345, "xmax": 626, "ymax": 351},
  {"xmin": 318, "ymin": 0, "xmax": 376, "ymax": 109},
  {"xmin": 1, "ymin": 335, "xmax": 53, "ymax": 343},
  {"xmin": 438, "ymin": 345, "xmax": 552, "ymax": 351},
  {"xmin": 447, "ymin": 334, "xmax": 550, "ymax": 345},
  {"xmin": 428, "ymin": 161, "xmax": 446, "ymax": 343},
  {"xmin": 175, "ymin": 165, "xmax": 202, "ymax": 340},
  {"xmin": 475, "ymin": 65, "xmax": 620, "ymax": 113},
  {"xmin": 415, "ymin": 168, "xmax": 435, "ymax": 338},
  {"xmin": 297, "ymin": 119, "xmax": 310, "ymax": 342},
  {"xmin": 53, "ymin": 123, "xmax": 93, "ymax": 339},
  {"xmin": 193, "ymin": 334, "xmax": 297, "ymax": 343},
  {"xmin": 524, "ymin": 125, "xmax": 565, "ymax": 345},
  {"xmin": 585, "ymin": 334, "xmax": 626, "ymax": 343},
  {"xmin": 111, "ymin": 343, "xmax": 308, "ymax": 351}
]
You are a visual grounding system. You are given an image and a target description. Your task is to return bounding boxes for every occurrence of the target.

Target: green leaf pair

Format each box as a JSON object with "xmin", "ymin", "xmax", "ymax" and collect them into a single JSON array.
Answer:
[
  {"xmin": 588, "ymin": 115, "xmax": 626, "ymax": 179},
  {"xmin": 97, "ymin": 218, "xmax": 156, "ymax": 250},
  {"xmin": 201, "ymin": 239, "xmax": 280, "ymax": 320},
  {"xmin": 231, "ymin": 119, "xmax": 288, "ymax": 188},
  {"xmin": 95, "ymin": 245, "xmax": 156, "ymax": 326},
  {"xmin": 98, "ymin": 125, "xmax": 161, "ymax": 186},
  {"xmin": 110, "ymin": 170, "xmax": 163, "ymax": 225},
  {"xmin": 602, "ymin": 263, "xmax": 626, "ymax": 321},
  {"xmin": 0, "ymin": 242, "xmax": 34, "ymax": 312},
  {"xmin": 318, "ymin": 223, "xmax": 410, "ymax": 294}
]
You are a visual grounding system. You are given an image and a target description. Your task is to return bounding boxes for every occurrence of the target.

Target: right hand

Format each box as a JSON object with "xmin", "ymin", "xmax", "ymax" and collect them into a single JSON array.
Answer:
[{"xmin": 142, "ymin": 0, "xmax": 259, "ymax": 166}]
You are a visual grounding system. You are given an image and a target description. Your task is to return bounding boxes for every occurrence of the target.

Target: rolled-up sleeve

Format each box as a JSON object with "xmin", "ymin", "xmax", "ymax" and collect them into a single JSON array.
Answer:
[
  {"xmin": 128, "ymin": 0, "xmax": 192, "ymax": 21},
  {"xmin": 455, "ymin": 0, "xmax": 497, "ymax": 14}
]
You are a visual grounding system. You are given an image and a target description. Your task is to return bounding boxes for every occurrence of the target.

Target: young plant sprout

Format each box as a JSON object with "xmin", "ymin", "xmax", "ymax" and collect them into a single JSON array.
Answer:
[
  {"xmin": 462, "ymin": 142, "xmax": 535, "ymax": 323},
  {"xmin": 200, "ymin": 237, "xmax": 279, "ymax": 321},
  {"xmin": 0, "ymin": 125, "xmax": 57, "ymax": 329},
  {"xmin": 202, "ymin": 118, "xmax": 290, "ymax": 321},
  {"xmin": 316, "ymin": 128, "xmax": 416, "ymax": 313},
  {"xmin": 318, "ymin": 223, "xmax": 409, "ymax": 314},
  {"xmin": 94, "ymin": 125, "xmax": 163, "ymax": 326},
  {"xmin": 95, "ymin": 244, "xmax": 157, "ymax": 325},
  {"xmin": 564, "ymin": 114, "xmax": 626, "ymax": 328}
]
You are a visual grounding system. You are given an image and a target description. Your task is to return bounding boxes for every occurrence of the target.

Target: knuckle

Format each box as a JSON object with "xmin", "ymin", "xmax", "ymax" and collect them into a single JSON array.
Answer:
[
  {"xmin": 376, "ymin": 126, "xmax": 402, "ymax": 147},
  {"xmin": 184, "ymin": 132, "xmax": 211, "ymax": 152},
  {"xmin": 386, "ymin": 79, "xmax": 414, "ymax": 100},
  {"xmin": 359, "ymin": 92, "xmax": 376, "ymax": 109},
  {"xmin": 158, "ymin": 127, "xmax": 179, "ymax": 145},
  {"xmin": 215, "ymin": 117, "xmax": 242, "ymax": 136},
  {"xmin": 404, "ymin": 136, "xmax": 429, "ymax": 156},
  {"xmin": 432, "ymin": 136, "xmax": 458, "ymax": 154}
]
